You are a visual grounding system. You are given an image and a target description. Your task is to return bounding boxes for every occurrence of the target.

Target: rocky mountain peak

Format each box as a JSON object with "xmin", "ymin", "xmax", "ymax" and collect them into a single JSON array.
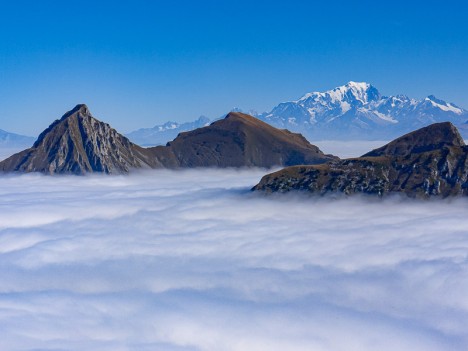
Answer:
[
  {"xmin": 157, "ymin": 110, "xmax": 336, "ymax": 168},
  {"xmin": 1, "ymin": 104, "xmax": 158, "ymax": 174},
  {"xmin": 62, "ymin": 103, "xmax": 90, "ymax": 118},
  {"xmin": 253, "ymin": 122, "xmax": 468, "ymax": 198}
]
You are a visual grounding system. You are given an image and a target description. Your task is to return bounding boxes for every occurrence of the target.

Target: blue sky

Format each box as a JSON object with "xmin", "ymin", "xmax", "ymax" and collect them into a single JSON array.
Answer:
[{"xmin": 1, "ymin": 0, "xmax": 467, "ymax": 135}]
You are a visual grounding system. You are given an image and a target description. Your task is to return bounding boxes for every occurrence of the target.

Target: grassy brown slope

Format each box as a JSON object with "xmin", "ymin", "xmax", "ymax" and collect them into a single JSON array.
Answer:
[{"xmin": 150, "ymin": 112, "xmax": 336, "ymax": 168}]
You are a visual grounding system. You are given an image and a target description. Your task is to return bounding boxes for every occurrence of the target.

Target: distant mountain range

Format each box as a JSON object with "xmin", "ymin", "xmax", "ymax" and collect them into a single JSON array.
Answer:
[
  {"xmin": 126, "ymin": 82, "xmax": 468, "ymax": 144},
  {"xmin": 126, "ymin": 115, "xmax": 211, "ymax": 146},
  {"xmin": 3, "ymin": 82, "xmax": 467, "ymax": 152},
  {"xmin": 0, "ymin": 129, "xmax": 35, "ymax": 148},
  {"xmin": 125, "ymin": 108, "xmax": 254, "ymax": 146},
  {"xmin": 258, "ymin": 81, "xmax": 468, "ymax": 140}
]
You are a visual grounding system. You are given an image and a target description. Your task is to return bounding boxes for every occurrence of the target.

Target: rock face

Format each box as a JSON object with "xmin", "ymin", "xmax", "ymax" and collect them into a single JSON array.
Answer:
[
  {"xmin": 152, "ymin": 112, "xmax": 335, "ymax": 168},
  {"xmin": 0, "ymin": 106, "xmax": 335, "ymax": 174},
  {"xmin": 363, "ymin": 122, "xmax": 465, "ymax": 157},
  {"xmin": 253, "ymin": 122, "xmax": 468, "ymax": 198},
  {"xmin": 0, "ymin": 104, "xmax": 161, "ymax": 174}
]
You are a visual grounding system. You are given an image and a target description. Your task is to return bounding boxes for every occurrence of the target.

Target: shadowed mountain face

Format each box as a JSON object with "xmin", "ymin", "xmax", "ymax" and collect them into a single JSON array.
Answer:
[
  {"xmin": 153, "ymin": 112, "xmax": 335, "ymax": 168},
  {"xmin": 253, "ymin": 122, "xmax": 468, "ymax": 198},
  {"xmin": 0, "ymin": 106, "xmax": 335, "ymax": 174},
  {"xmin": 0, "ymin": 105, "xmax": 161, "ymax": 174}
]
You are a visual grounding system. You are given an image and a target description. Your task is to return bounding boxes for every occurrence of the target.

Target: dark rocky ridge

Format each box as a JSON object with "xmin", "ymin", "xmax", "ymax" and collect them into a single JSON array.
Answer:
[
  {"xmin": 0, "ymin": 104, "xmax": 161, "ymax": 174},
  {"xmin": 0, "ymin": 105, "xmax": 335, "ymax": 174},
  {"xmin": 253, "ymin": 122, "xmax": 468, "ymax": 198},
  {"xmin": 362, "ymin": 122, "xmax": 465, "ymax": 157}
]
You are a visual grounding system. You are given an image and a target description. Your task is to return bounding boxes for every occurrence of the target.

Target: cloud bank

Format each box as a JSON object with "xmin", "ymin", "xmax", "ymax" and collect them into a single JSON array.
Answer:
[{"xmin": 0, "ymin": 169, "xmax": 467, "ymax": 350}]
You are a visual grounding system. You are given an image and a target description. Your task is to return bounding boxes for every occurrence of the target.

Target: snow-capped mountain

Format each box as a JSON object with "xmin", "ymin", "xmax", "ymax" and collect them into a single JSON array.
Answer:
[
  {"xmin": 126, "ymin": 115, "xmax": 211, "ymax": 146},
  {"xmin": 258, "ymin": 82, "xmax": 468, "ymax": 140},
  {"xmin": 127, "ymin": 82, "xmax": 468, "ymax": 145}
]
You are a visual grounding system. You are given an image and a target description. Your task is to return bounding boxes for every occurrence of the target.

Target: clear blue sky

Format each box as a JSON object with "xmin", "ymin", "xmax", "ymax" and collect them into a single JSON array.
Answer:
[{"xmin": 1, "ymin": 0, "xmax": 467, "ymax": 136}]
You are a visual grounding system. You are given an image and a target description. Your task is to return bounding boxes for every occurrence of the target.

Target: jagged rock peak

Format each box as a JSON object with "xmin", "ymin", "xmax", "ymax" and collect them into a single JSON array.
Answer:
[
  {"xmin": 363, "ymin": 122, "xmax": 465, "ymax": 157},
  {"xmin": 60, "ymin": 103, "xmax": 90, "ymax": 120},
  {"xmin": 1, "ymin": 104, "xmax": 159, "ymax": 174},
  {"xmin": 33, "ymin": 104, "xmax": 95, "ymax": 148}
]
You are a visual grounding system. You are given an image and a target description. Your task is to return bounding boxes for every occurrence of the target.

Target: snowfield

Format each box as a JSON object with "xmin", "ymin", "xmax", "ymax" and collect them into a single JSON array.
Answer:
[{"xmin": 0, "ymin": 169, "xmax": 467, "ymax": 351}]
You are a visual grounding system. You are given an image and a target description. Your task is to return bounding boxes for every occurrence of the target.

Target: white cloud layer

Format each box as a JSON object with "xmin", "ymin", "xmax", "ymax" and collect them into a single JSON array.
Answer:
[{"xmin": 0, "ymin": 169, "xmax": 467, "ymax": 350}]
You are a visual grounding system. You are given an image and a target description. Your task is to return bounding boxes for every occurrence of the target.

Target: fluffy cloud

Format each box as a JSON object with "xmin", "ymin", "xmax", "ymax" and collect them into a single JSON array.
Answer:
[{"xmin": 0, "ymin": 169, "xmax": 467, "ymax": 350}]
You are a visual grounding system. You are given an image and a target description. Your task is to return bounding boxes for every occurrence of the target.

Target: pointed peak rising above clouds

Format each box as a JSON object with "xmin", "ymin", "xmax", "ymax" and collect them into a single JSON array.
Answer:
[
  {"xmin": 1, "ymin": 105, "xmax": 159, "ymax": 174},
  {"xmin": 33, "ymin": 104, "xmax": 94, "ymax": 148},
  {"xmin": 62, "ymin": 103, "xmax": 90, "ymax": 118}
]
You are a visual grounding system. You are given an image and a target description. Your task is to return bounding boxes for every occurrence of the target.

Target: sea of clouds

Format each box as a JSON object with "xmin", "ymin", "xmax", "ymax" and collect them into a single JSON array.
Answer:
[{"xmin": 0, "ymin": 168, "xmax": 468, "ymax": 351}]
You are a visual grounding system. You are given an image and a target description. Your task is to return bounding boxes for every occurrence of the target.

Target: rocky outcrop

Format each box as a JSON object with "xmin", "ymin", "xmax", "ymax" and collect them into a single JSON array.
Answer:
[
  {"xmin": 0, "ymin": 106, "xmax": 335, "ymax": 174},
  {"xmin": 0, "ymin": 105, "xmax": 162, "ymax": 174},
  {"xmin": 151, "ymin": 112, "xmax": 336, "ymax": 168},
  {"xmin": 362, "ymin": 122, "xmax": 465, "ymax": 157},
  {"xmin": 253, "ymin": 122, "xmax": 468, "ymax": 198}
]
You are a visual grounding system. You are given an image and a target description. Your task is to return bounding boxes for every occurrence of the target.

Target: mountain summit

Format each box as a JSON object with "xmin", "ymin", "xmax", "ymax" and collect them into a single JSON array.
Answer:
[
  {"xmin": 151, "ymin": 112, "xmax": 335, "ymax": 168},
  {"xmin": 296, "ymin": 81, "xmax": 381, "ymax": 107},
  {"xmin": 0, "ymin": 104, "xmax": 159, "ymax": 174},
  {"xmin": 258, "ymin": 81, "xmax": 468, "ymax": 140}
]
